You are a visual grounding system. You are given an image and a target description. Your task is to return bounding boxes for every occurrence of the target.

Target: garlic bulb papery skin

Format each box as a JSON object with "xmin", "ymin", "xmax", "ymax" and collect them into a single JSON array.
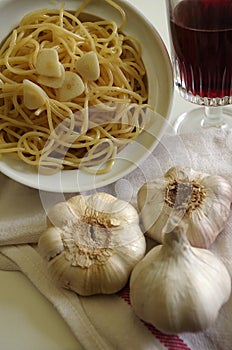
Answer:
[
  {"xmin": 130, "ymin": 222, "xmax": 231, "ymax": 334},
  {"xmin": 137, "ymin": 166, "xmax": 232, "ymax": 248},
  {"xmin": 38, "ymin": 192, "xmax": 146, "ymax": 296}
]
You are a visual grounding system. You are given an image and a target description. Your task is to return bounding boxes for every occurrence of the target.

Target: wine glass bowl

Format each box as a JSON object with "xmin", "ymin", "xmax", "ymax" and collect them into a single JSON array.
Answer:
[{"xmin": 166, "ymin": 0, "xmax": 232, "ymax": 132}]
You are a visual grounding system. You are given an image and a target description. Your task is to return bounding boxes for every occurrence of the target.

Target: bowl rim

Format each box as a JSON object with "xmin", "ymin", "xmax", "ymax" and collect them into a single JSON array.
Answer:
[{"xmin": 0, "ymin": 0, "xmax": 174, "ymax": 193}]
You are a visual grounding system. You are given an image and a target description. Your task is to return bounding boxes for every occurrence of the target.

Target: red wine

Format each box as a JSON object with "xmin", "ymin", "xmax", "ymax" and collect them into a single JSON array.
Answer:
[{"xmin": 170, "ymin": 0, "xmax": 232, "ymax": 99}]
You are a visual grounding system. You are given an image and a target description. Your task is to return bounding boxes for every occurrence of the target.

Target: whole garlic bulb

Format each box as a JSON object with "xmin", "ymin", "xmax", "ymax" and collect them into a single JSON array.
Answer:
[
  {"xmin": 138, "ymin": 166, "xmax": 232, "ymax": 248},
  {"xmin": 130, "ymin": 221, "xmax": 231, "ymax": 334},
  {"xmin": 38, "ymin": 192, "xmax": 146, "ymax": 296}
]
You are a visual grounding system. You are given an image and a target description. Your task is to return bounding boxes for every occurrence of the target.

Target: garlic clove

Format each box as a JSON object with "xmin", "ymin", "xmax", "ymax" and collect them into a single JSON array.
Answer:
[
  {"xmin": 36, "ymin": 48, "xmax": 62, "ymax": 78},
  {"xmin": 38, "ymin": 226, "xmax": 64, "ymax": 260},
  {"xmin": 37, "ymin": 63, "xmax": 65, "ymax": 88},
  {"xmin": 38, "ymin": 192, "xmax": 146, "ymax": 296},
  {"xmin": 68, "ymin": 192, "xmax": 140, "ymax": 227},
  {"xmin": 138, "ymin": 166, "xmax": 232, "ymax": 248},
  {"xmin": 56, "ymin": 71, "xmax": 85, "ymax": 101},
  {"xmin": 75, "ymin": 51, "xmax": 100, "ymax": 81},
  {"xmin": 52, "ymin": 246, "xmax": 141, "ymax": 296},
  {"xmin": 130, "ymin": 221, "xmax": 231, "ymax": 334},
  {"xmin": 47, "ymin": 200, "xmax": 78, "ymax": 228},
  {"xmin": 23, "ymin": 79, "xmax": 47, "ymax": 110}
]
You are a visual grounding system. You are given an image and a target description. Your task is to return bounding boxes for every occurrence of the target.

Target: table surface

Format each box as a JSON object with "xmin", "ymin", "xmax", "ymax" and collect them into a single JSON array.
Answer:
[{"xmin": 0, "ymin": 1, "xmax": 202, "ymax": 349}]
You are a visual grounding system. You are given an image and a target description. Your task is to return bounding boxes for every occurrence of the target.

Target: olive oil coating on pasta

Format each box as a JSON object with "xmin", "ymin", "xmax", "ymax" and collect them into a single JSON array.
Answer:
[{"xmin": 0, "ymin": 0, "xmax": 150, "ymax": 174}]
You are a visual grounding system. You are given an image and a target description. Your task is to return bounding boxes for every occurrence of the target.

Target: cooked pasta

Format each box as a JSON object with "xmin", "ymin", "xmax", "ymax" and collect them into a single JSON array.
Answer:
[{"xmin": 0, "ymin": 0, "xmax": 150, "ymax": 174}]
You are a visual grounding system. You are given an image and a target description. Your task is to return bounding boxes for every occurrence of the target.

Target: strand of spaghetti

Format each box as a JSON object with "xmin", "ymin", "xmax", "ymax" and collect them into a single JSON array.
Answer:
[
  {"xmin": 0, "ymin": 114, "xmax": 50, "ymax": 134},
  {"xmin": 45, "ymin": 99, "xmax": 55, "ymax": 133},
  {"xmin": 85, "ymin": 21, "xmax": 119, "ymax": 44},
  {"xmin": 7, "ymin": 28, "xmax": 17, "ymax": 50},
  {"xmin": 63, "ymin": 8, "xmax": 95, "ymax": 29},
  {"xmin": 105, "ymin": 0, "xmax": 126, "ymax": 31},
  {"xmin": 122, "ymin": 58, "xmax": 146, "ymax": 75},
  {"xmin": 4, "ymin": 50, "xmax": 37, "ymax": 75},
  {"xmin": 81, "ymin": 93, "xmax": 90, "ymax": 135},
  {"xmin": 58, "ymin": 4, "xmax": 65, "ymax": 28},
  {"xmin": 40, "ymin": 156, "xmax": 82, "ymax": 169},
  {"xmin": 56, "ymin": 101, "xmax": 84, "ymax": 112},
  {"xmin": 97, "ymin": 65, "xmax": 114, "ymax": 87},
  {"xmin": 87, "ymin": 86, "xmax": 145, "ymax": 103},
  {"xmin": 112, "ymin": 64, "xmax": 132, "ymax": 90},
  {"xmin": 17, "ymin": 131, "xmax": 49, "ymax": 164},
  {"xmin": 57, "ymin": 36, "xmax": 83, "ymax": 63},
  {"xmin": 0, "ymin": 34, "xmax": 15, "ymax": 57},
  {"xmin": 30, "ymin": 39, "xmax": 41, "ymax": 68},
  {"xmin": 3, "ymin": 31, "xmax": 19, "ymax": 72},
  {"xmin": 0, "ymin": 129, "xmax": 24, "ymax": 146},
  {"xmin": 96, "ymin": 125, "xmax": 134, "ymax": 146},
  {"xmin": 106, "ymin": 59, "xmax": 146, "ymax": 88},
  {"xmin": 48, "ymin": 121, "xmax": 78, "ymax": 147},
  {"xmin": 19, "ymin": 8, "xmax": 68, "ymax": 26},
  {"xmin": 74, "ymin": 0, "xmax": 92, "ymax": 17},
  {"xmin": 59, "ymin": 11, "xmax": 97, "ymax": 51},
  {"xmin": 49, "ymin": 99, "xmax": 74, "ymax": 119},
  {"xmin": 89, "ymin": 20, "xmax": 118, "ymax": 34},
  {"xmin": 123, "ymin": 36, "xmax": 142, "ymax": 55},
  {"xmin": 12, "ymin": 94, "xmax": 34, "ymax": 125},
  {"xmin": 20, "ymin": 138, "xmax": 43, "ymax": 156},
  {"xmin": 104, "ymin": 107, "xmax": 146, "ymax": 137},
  {"xmin": 10, "ymin": 36, "xmax": 39, "ymax": 59},
  {"xmin": 0, "ymin": 146, "xmax": 21, "ymax": 153},
  {"xmin": 0, "ymin": 73, "xmax": 21, "ymax": 85},
  {"xmin": 79, "ymin": 139, "xmax": 115, "ymax": 165},
  {"xmin": 80, "ymin": 158, "xmax": 115, "ymax": 174},
  {"xmin": 0, "ymin": 91, "xmax": 21, "ymax": 99},
  {"xmin": 80, "ymin": 146, "xmax": 117, "ymax": 174},
  {"xmin": 107, "ymin": 123, "xmax": 141, "ymax": 140},
  {"xmin": 18, "ymin": 23, "xmax": 84, "ymax": 42},
  {"xmin": 55, "ymin": 134, "xmax": 103, "ymax": 149},
  {"xmin": 97, "ymin": 46, "xmax": 122, "ymax": 61},
  {"xmin": 1, "ymin": 125, "xmax": 26, "ymax": 141},
  {"xmin": 0, "ymin": 56, "xmax": 31, "ymax": 65}
]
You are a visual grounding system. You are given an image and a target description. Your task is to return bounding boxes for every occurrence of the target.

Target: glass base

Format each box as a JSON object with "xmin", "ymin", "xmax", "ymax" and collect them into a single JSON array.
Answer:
[{"xmin": 174, "ymin": 106, "xmax": 232, "ymax": 134}]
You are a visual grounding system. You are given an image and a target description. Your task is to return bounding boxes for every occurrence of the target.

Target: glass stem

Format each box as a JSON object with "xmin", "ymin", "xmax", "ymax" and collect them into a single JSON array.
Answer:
[{"xmin": 202, "ymin": 106, "xmax": 224, "ymax": 128}]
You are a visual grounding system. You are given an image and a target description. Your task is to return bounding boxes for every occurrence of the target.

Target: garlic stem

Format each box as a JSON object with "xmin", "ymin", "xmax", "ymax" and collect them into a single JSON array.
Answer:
[{"xmin": 138, "ymin": 166, "xmax": 232, "ymax": 248}]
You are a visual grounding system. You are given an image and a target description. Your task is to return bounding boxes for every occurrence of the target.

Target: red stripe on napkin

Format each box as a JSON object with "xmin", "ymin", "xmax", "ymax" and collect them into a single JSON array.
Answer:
[{"xmin": 117, "ymin": 286, "xmax": 191, "ymax": 350}]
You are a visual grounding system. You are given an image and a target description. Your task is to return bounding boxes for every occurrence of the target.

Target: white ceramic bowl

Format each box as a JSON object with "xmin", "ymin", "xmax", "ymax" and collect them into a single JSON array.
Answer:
[{"xmin": 0, "ymin": 0, "xmax": 173, "ymax": 192}]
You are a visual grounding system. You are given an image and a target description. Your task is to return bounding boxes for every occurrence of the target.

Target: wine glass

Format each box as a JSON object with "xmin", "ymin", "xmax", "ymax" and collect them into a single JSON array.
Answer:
[{"xmin": 166, "ymin": 0, "xmax": 232, "ymax": 133}]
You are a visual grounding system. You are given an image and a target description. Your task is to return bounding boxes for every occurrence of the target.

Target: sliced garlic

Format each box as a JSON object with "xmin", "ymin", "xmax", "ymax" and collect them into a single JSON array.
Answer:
[
  {"xmin": 137, "ymin": 166, "xmax": 232, "ymax": 248},
  {"xmin": 36, "ymin": 48, "xmax": 62, "ymax": 78},
  {"xmin": 75, "ymin": 51, "xmax": 100, "ymax": 81},
  {"xmin": 130, "ymin": 220, "xmax": 231, "ymax": 334},
  {"xmin": 56, "ymin": 71, "xmax": 85, "ymax": 101},
  {"xmin": 23, "ymin": 79, "xmax": 47, "ymax": 110},
  {"xmin": 38, "ymin": 192, "xmax": 146, "ymax": 296},
  {"xmin": 37, "ymin": 64, "xmax": 65, "ymax": 88}
]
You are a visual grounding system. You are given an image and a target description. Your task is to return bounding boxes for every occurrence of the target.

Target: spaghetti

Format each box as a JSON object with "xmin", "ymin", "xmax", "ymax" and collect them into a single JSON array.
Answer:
[{"xmin": 0, "ymin": 0, "xmax": 150, "ymax": 174}]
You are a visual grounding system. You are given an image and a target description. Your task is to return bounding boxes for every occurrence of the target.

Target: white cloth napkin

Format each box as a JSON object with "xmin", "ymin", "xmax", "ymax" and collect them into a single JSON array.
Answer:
[{"xmin": 1, "ymin": 128, "xmax": 232, "ymax": 350}]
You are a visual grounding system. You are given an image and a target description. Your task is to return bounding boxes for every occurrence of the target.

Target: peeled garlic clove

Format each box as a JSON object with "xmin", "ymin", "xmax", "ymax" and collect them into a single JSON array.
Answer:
[
  {"xmin": 23, "ymin": 79, "xmax": 47, "ymax": 110},
  {"xmin": 138, "ymin": 166, "xmax": 232, "ymax": 248},
  {"xmin": 130, "ymin": 220, "xmax": 231, "ymax": 334},
  {"xmin": 56, "ymin": 71, "xmax": 85, "ymax": 101},
  {"xmin": 75, "ymin": 51, "xmax": 100, "ymax": 81},
  {"xmin": 38, "ymin": 192, "xmax": 146, "ymax": 296},
  {"xmin": 37, "ymin": 63, "xmax": 65, "ymax": 88},
  {"xmin": 36, "ymin": 48, "xmax": 62, "ymax": 77}
]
